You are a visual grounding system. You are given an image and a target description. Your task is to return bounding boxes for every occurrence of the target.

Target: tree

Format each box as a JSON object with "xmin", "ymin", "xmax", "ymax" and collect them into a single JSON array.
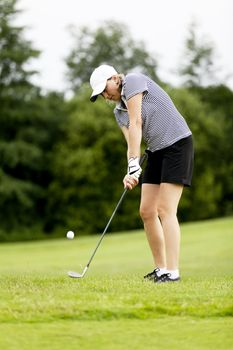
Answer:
[
  {"xmin": 178, "ymin": 21, "xmax": 218, "ymax": 87},
  {"xmin": 0, "ymin": 0, "xmax": 39, "ymax": 89},
  {"xmin": 0, "ymin": 0, "xmax": 39, "ymax": 232},
  {"xmin": 167, "ymin": 87, "xmax": 231, "ymax": 220},
  {"xmin": 0, "ymin": 0, "xmax": 66, "ymax": 239},
  {"xmin": 189, "ymin": 84, "xmax": 233, "ymax": 216},
  {"xmin": 65, "ymin": 21, "xmax": 160, "ymax": 92}
]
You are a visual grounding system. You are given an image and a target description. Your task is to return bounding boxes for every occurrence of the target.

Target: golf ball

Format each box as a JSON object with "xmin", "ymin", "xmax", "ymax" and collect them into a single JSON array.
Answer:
[{"xmin": 66, "ymin": 230, "xmax": 74, "ymax": 239}]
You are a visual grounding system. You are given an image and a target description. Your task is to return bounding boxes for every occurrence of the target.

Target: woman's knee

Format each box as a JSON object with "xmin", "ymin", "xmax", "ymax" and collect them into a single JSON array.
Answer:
[
  {"xmin": 157, "ymin": 203, "xmax": 177, "ymax": 220},
  {"xmin": 139, "ymin": 205, "xmax": 157, "ymax": 222}
]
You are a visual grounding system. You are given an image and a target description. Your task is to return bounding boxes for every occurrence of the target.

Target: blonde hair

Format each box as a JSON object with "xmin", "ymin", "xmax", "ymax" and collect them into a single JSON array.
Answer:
[{"xmin": 118, "ymin": 73, "xmax": 125, "ymax": 83}]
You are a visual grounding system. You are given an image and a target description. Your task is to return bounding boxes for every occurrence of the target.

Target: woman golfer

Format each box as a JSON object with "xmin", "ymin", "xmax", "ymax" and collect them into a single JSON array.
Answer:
[{"xmin": 89, "ymin": 65, "xmax": 194, "ymax": 283}]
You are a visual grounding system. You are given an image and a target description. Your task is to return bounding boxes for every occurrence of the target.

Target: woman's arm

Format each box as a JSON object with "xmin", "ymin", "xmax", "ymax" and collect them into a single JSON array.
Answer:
[
  {"xmin": 126, "ymin": 93, "xmax": 143, "ymax": 160},
  {"xmin": 120, "ymin": 93, "xmax": 143, "ymax": 189},
  {"xmin": 120, "ymin": 126, "xmax": 130, "ymax": 160}
]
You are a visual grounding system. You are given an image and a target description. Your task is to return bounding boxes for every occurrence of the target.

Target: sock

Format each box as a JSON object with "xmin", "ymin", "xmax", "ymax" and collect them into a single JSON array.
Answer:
[
  {"xmin": 166, "ymin": 269, "xmax": 180, "ymax": 279},
  {"xmin": 156, "ymin": 267, "xmax": 167, "ymax": 277}
]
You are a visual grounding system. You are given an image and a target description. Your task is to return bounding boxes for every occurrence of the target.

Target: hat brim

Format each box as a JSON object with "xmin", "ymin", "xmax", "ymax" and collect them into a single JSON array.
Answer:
[
  {"xmin": 90, "ymin": 95, "xmax": 98, "ymax": 102},
  {"xmin": 90, "ymin": 81, "xmax": 106, "ymax": 102}
]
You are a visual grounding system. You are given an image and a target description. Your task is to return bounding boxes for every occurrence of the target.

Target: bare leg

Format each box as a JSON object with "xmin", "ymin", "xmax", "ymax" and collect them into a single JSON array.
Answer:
[
  {"xmin": 157, "ymin": 183, "xmax": 183, "ymax": 270},
  {"xmin": 140, "ymin": 184, "xmax": 166, "ymax": 268}
]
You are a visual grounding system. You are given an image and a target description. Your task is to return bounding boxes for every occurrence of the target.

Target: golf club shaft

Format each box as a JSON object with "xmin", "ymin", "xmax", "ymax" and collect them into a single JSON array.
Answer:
[
  {"xmin": 86, "ymin": 187, "xmax": 127, "ymax": 268},
  {"xmin": 85, "ymin": 152, "xmax": 148, "ymax": 269}
]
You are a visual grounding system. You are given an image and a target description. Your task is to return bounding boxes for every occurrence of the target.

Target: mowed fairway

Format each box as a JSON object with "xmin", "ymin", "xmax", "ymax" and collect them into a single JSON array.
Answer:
[{"xmin": 0, "ymin": 217, "xmax": 232, "ymax": 350}]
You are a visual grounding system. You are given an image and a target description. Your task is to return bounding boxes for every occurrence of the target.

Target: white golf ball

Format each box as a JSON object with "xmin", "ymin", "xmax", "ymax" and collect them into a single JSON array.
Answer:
[{"xmin": 66, "ymin": 230, "xmax": 74, "ymax": 240}]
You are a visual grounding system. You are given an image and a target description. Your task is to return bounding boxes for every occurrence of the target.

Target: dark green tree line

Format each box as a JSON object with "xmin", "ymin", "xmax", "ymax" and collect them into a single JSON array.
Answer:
[{"xmin": 178, "ymin": 23, "xmax": 233, "ymax": 216}]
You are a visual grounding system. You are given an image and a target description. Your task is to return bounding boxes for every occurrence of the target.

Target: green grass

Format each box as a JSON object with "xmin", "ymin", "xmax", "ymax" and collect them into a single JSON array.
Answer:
[{"xmin": 0, "ymin": 217, "xmax": 233, "ymax": 349}]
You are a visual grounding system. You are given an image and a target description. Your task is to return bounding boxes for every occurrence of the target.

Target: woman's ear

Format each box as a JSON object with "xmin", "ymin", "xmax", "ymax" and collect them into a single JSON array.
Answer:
[{"xmin": 112, "ymin": 75, "xmax": 119, "ymax": 85}]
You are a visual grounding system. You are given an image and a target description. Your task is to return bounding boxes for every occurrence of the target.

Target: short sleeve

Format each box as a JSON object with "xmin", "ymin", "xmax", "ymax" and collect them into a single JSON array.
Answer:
[{"xmin": 124, "ymin": 73, "xmax": 148, "ymax": 100}]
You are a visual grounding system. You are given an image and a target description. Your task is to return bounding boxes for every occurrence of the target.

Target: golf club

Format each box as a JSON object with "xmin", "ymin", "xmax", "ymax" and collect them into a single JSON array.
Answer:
[{"xmin": 68, "ymin": 152, "xmax": 148, "ymax": 279}]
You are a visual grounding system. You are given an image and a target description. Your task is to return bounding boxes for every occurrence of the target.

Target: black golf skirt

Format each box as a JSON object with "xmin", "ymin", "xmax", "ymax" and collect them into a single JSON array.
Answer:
[{"xmin": 142, "ymin": 135, "xmax": 194, "ymax": 187}]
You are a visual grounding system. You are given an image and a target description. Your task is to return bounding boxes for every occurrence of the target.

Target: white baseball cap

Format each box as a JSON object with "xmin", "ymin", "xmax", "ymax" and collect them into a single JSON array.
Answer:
[{"xmin": 90, "ymin": 64, "xmax": 118, "ymax": 102}]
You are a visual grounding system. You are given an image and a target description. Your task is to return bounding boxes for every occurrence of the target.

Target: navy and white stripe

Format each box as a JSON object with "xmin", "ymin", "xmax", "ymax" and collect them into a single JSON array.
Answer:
[{"xmin": 114, "ymin": 73, "xmax": 192, "ymax": 152}]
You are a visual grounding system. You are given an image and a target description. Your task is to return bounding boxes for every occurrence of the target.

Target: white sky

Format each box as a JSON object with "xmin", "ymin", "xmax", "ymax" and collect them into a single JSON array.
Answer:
[{"xmin": 16, "ymin": 0, "xmax": 233, "ymax": 91}]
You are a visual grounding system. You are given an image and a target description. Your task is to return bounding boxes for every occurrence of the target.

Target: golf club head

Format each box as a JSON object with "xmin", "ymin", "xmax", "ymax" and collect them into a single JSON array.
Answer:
[
  {"xmin": 68, "ymin": 266, "xmax": 88, "ymax": 278},
  {"xmin": 68, "ymin": 271, "xmax": 83, "ymax": 278}
]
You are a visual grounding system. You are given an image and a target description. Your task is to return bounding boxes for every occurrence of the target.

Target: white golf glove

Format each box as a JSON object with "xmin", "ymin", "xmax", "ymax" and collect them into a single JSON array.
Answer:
[{"xmin": 128, "ymin": 157, "xmax": 142, "ymax": 180}]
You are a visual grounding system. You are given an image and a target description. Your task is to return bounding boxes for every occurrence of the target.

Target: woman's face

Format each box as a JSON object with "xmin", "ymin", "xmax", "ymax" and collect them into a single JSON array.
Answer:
[{"xmin": 101, "ymin": 76, "xmax": 121, "ymax": 102}]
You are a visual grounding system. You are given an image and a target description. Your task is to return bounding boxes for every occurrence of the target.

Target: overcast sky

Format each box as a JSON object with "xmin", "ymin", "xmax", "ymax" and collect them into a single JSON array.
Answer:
[{"xmin": 16, "ymin": 0, "xmax": 233, "ymax": 91}]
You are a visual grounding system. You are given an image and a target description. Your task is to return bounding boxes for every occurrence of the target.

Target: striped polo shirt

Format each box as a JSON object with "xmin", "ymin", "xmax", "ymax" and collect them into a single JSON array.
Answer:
[{"xmin": 114, "ymin": 73, "xmax": 192, "ymax": 152}]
